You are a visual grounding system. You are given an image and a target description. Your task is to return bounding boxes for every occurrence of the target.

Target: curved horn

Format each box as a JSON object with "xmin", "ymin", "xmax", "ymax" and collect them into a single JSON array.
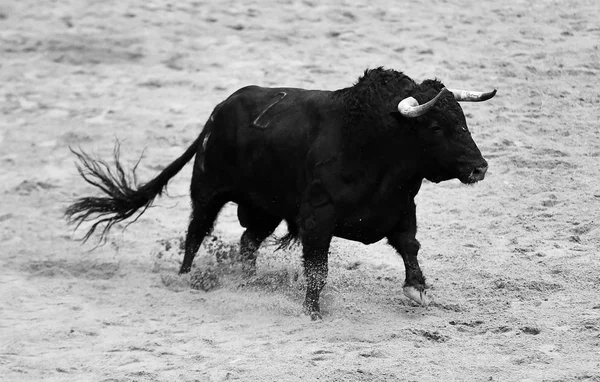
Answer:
[
  {"xmin": 398, "ymin": 87, "xmax": 448, "ymax": 118},
  {"xmin": 448, "ymin": 88, "xmax": 497, "ymax": 102}
]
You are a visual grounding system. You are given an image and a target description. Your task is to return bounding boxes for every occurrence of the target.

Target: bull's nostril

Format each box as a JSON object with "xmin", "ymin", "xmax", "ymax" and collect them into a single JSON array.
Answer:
[{"xmin": 472, "ymin": 165, "xmax": 488, "ymax": 178}]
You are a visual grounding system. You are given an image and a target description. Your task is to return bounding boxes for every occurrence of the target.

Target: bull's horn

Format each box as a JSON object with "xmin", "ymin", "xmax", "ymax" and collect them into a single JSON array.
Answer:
[
  {"xmin": 398, "ymin": 88, "xmax": 448, "ymax": 118},
  {"xmin": 448, "ymin": 88, "xmax": 497, "ymax": 102}
]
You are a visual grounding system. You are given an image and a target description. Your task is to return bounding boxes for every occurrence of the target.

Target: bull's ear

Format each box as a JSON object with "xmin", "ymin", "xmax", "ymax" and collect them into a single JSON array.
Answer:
[{"xmin": 389, "ymin": 109, "xmax": 401, "ymax": 116}]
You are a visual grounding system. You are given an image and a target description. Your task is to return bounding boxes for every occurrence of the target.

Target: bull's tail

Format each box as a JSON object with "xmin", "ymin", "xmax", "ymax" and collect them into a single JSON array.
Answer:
[{"xmin": 65, "ymin": 137, "xmax": 200, "ymax": 243}]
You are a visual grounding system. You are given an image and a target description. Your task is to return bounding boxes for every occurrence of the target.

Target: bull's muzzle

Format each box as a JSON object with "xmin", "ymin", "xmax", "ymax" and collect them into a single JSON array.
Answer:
[{"xmin": 468, "ymin": 163, "xmax": 488, "ymax": 183}]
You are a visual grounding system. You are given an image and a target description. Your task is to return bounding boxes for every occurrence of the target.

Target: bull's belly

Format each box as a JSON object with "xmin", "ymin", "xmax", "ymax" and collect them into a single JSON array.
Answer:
[
  {"xmin": 232, "ymin": 185, "xmax": 300, "ymax": 218},
  {"xmin": 333, "ymin": 212, "xmax": 401, "ymax": 244},
  {"xmin": 233, "ymin": 190, "xmax": 400, "ymax": 244}
]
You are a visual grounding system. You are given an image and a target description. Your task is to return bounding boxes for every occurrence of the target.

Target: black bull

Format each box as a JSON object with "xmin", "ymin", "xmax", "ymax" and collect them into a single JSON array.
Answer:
[{"xmin": 66, "ymin": 68, "xmax": 496, "ymax": 319}]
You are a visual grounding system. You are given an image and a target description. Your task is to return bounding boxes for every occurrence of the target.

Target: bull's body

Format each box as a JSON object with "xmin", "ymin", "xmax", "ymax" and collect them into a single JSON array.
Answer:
[
  {"xmin": 67, "ymin": 68, "xmax": 495, "ymax": 319},
  {"xmin": 205, "ymin": 85, "xmax": 420, "ymax": 245}
]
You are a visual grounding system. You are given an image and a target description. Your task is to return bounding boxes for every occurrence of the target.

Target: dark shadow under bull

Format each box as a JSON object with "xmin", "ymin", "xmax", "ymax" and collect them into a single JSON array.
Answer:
[{"xmin": 66, "ymin": 67, "xmax": 496, "ymax": 319}]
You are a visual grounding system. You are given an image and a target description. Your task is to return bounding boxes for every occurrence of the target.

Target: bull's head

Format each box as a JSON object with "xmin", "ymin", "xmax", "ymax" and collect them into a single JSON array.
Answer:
[{"xmin": 397, "ymin": 82, "xmax": 496, "ymax": 184}]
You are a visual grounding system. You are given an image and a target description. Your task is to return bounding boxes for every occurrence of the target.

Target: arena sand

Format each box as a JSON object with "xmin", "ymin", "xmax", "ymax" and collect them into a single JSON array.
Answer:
[{"xmin": 1, "ymin": 0, "xmax": 599, "ymax": 380}]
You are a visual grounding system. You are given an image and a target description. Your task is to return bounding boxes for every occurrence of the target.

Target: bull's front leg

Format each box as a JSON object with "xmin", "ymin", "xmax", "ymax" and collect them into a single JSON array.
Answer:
[
  {"xmin": 299, "ymin": 184, "xmax": 335, "ymax": 320},
  {"xmin": 387, "ymin": 206, "xmax": 429, "ymax": 306},
  {"xmin": 302, "ymin": 239, "xmax": 330, "ymax": 320}
]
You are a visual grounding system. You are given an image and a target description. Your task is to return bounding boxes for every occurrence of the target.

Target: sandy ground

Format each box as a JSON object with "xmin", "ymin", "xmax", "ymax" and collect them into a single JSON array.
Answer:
[{"xmin": 1, "ymin": 0, "xmax": 600, "ymax": 381}]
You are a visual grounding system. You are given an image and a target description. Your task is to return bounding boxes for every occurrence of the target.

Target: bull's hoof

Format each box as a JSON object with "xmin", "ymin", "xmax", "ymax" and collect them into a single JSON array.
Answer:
[
  {"xmin": 303, "ymin": 301, "xmax": 322, "ymax": 320},
  {"xmin": 403, "ymin": 285, "xmax": 429, "ymax": 306}
]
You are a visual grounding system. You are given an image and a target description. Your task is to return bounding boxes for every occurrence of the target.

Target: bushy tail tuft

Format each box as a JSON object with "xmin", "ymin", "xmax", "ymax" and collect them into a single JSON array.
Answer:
[
  {"xmin": 275, "ymin": 219, "xmax": 300, "ymax": 251},
  {"xmin": 65, "ymin": 138, "xmax": 199, "ymax": 244}
]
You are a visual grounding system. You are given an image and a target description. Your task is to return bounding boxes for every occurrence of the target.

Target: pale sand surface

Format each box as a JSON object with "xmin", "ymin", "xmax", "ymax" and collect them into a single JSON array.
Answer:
[{"xmin": 1, "ymin": 0, "xmax": 599, "ymax": 381}]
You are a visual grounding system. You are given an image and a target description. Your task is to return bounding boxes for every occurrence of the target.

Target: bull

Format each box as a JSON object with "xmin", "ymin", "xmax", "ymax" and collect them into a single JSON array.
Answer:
[{"xmin": 66, "ymin": 68, "xmax": 496, "ymax": 319}]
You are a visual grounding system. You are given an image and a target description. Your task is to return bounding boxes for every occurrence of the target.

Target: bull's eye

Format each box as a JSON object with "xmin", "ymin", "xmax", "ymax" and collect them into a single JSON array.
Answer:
[{"xmin": 461, "ymin": 126, "xmax": 468, "ymax": 132}]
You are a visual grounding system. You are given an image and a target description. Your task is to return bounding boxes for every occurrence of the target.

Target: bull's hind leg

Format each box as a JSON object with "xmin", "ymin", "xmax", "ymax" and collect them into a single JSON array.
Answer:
[
  {"xmin": 180, "ymin": 174, "xmax": 229, "ymax": 274},
  {"xmin": 237, "ymin": 205, "xmax": 282, "ymax": 275},
  {"xmin": 180, "ymin": 197, "xmax": 228, "ymax": 274}
]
